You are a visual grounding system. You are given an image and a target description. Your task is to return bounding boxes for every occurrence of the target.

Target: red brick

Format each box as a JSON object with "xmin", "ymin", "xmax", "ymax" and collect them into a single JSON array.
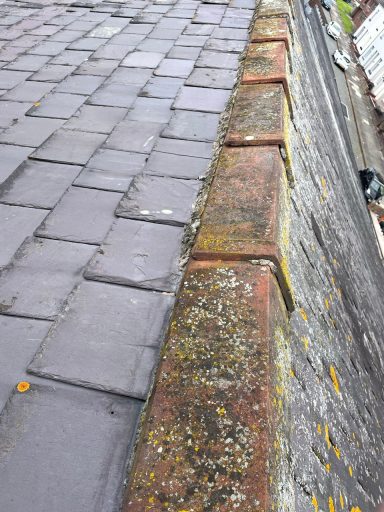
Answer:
[
  {"xmin": 225, "ymin": 83, "xmax": 288, "ymax": 147},
  {"xmin": 123, "ymin": 261, "xmax": 288, "ymax": 512},
  {"xmin": 251, "ymin": 17, "xmax": 290, "ymax": 50},
  {"xmin": 257, "ymin": 0, "xmax": 292, "ymax": 19},
  {"xmin": 193, "ymin": 146, "xmax": 293, "ymax": 311},
  {"xmin": 242, "ymin": 42, "xmax": 291, "ymax": 109}
]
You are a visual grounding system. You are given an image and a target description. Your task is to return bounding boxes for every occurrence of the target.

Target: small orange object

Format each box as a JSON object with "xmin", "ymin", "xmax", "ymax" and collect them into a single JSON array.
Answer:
[{"xmin": 17, "ymin": 381, "xmax": 30, "ymax": 393}]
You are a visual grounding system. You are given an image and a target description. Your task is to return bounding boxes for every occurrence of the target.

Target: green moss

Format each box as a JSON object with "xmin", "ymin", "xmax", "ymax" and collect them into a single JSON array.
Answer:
[{"xmin": 335, "ymin": 0, "xmax": 354, "ymax": 34}]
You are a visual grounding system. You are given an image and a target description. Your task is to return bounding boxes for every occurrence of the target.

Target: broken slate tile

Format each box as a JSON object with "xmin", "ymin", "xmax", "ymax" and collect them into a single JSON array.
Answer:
[
  {"xmin": 28, "ymin": 64, "xmax": 76, "ymax": 82},
  {"xmin": 121, "ymin": 51, "xmax": 164, "ymax": 68},
  {"xmin": 0, "ymin": 204, "xmax": 48, "ymax": 268},
  {"xmin": 140, "ymin": 76, "xmax": 184, "ymax": 99},
  {"xmin": 154, "ymin": 58, "xmax": 194, "ymax": 78},
  {"xmin": 74, "ymin": 59, "xmax": 120, "ymax": 76},
  {"xmin": 53, "ymin": 74, "xmax": 105, "ymax": 95},
  {"xmin": 0, "ymin": 144, "xmax": 34, "ymax": 184},
  {"xmin": 0, "ymin": 384, "xmax": 142, "ymax": 511},
  {"xmin": 154, "ymin": 137, "xmax": 213, "ymax": 158},
  {"xmin": 127, "ymin": 97, "xmax": 173, "ymax": 123},
  {"xmin": 85, "ymin": 218, "xmax": 183, "ymax": 292},
  {"xmin": 162, "ymin": 110, "xmax": 220, "ymax": 142},
  {"xmin": 0, "ymin": 117, "xmax": 63, "ymax": 147},
  {"xmin": 30, "ymin": 129, "xmax": 107, "ymax": 165},
  {"xmin": 64, "ymin": 105, "xmax": 126, "ymax": 133},
  {"xmin": 74, "ymin": 149, "xmax": 146, "ymax": 191},
  {"xmin": 173, "ymin": 85, "xmax": 230, "ymax": 113},
  {"xmin": 0, "ymin": 237, "xmax": 95, "ymax": 319},
  {"xmin": 186, "ymin": 67, "xmax": 236, "ymax": 89},
  {"xmin": 0, "ymin": 316, "xmax": 51, "ymax": 411},
  {"xmin": 116, "ymin": 174, "xmax": 200, "ymax": 226},
  {"xmin": 106, "ymin": 120, "xmax": 163, "ymax": 153},
  {"xmin": 0, "ymin": 160, "xmax": 82, "ymax": 209},
  {"xmin": 145, "ymin": 151, "xmax": 209, "ymax": 179},
  {"xmin": 36, "ymin": 187, "xmax": 121, "ymax": 244},
  {"xmin": 1, "ymin": 81, "xmax": 55, "ymax": 103},
  {"xmin": 87, "ymin": 83, "xmax": 140, "ymax": 108},
  {"xmin": 27, "ymin": 92, "xmax": 86, "ymax": 119},
  {"xmin": 4, "ymin": 54, "xmax": 51, "ymax": 72},
  {"xmin": 28, "ymin": 281, "xmax": 173, "ymax": 397}
]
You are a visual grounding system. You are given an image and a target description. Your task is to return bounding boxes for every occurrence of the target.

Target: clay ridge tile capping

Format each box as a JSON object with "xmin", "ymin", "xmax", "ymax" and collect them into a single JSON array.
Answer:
[{"xmin": 123, "ymin": 0, "xmax": 295, "ymax": 510}]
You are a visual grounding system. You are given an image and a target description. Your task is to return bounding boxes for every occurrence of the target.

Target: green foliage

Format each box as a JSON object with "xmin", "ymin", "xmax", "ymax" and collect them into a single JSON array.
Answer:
[{"xmin": 336, "ymin": 0, "xmax": 354, "ymax": 33}]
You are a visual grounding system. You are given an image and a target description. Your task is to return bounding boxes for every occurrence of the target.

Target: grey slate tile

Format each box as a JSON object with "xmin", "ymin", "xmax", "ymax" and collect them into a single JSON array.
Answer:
[
  {"xmin": 183, "ymin": 23, "xmax": 215, "ymax": 35},
  {"xmin": 140, "ymin": 76, "xmax": 184, "ymax": 98},
  {"xmin": 204, "ymin": 37, "xmax": 245, "ymax": 52},
  {"xmin": 68, "ymin": 37, "xmax": 107, "ymax": 51},
  {"xmin": 173, "ymin": 85, "xmax": 230, "ymax": 112},
  {"xmin": 85, "ymin": 217, "xmax": 183, "ymax": 292},
  {"xmin": 145, "ymin": 151, "xmax": 209, "ymax": 179},
  {"xmin": 92, "ymin": 43, "xmax": 132, "ymax": 60},
  {"xmin": 36, "ymin": 187, "xmax": 121, "ymax": 244},
  {"xmin": 221, "ymin": 16, "xmax": 250, "ymax": 28},
  {"xmin": 137, "ymin": 37, "xmax": 174, "ymax": 53},
  {"xmin": 211, "ymin": 26, "xmax": 248, "ymax": 39},
  {"xmin": 87, "ymin": 83, "xmax": 140, "ymax": 108},
  {"xmin": 74, "ymin": 59, "xmax": 120, "ymax": 76},
  {"xmin": 0, "ymin": 117, "xmax": 63, "ymax": 147},
  {"xmin": 66, "ymin": 20, "xmax": 100, "ymax": 31},
  {"xmin": 28, "ymin": 41, "xmax": 68, "ymax": 56},
  {"xmin": 106, "ymin": 67, "xmax": 152, "ymax": 85},
  {"xmin": 49, "ymin": 49, "xmax": 92, "ymax": 66},
  {"xmin": 0, "ymin": 144, "xmax": 34, "ymax": 184},
  {"xmin": 196, "ymin": 49, "xmax": 239, "ymax": 69},
  {"xmin": 0, "ymin": 101, "xmax": 34, "ymax": 128},
  {"xmin": 130, "ymin": 12, "xmax": 163, "ymax": 23},
  {"xmin": 0, "ymin": 316, "xmax": 51, "ymax": 411},
  {"xmin": 186, "ymin": 67, "xmax": 236, "ymax": 89},
  {"xmin": 0, "ymin": 70, "xmax": 31, "ymax": 89},
  {"xmin": 154, "ymin": 137, "xmax": 213, "ymax": 158},
  {"xmin": 28, "ymin": 281, "xmax": 173, "ymax": 397},
  {"xmin": 48, "ymin": 29, "xmax": 86, "ymax": 43},
  {"xmin": 109, "ymin": 33, "xmax": 146, "ymax": 46},
  {"xmin": 74, "ymin": 149, "xmax": 146, "ymax": 191},
  {"xmin": 30, "ymin": 129, "xmax": 107, "ymax": 165},
  {"xmin": 27, "ymin": 92, "xmax": 86, "ymax": 119},
  {"xmin": 175, "ymin": 34, "xmax": 209, "ymax": 47},
  {"xmin": 121, "ymin": 51, "xmax": 164, "ymax": 68},
  {"xmin": 105, "ymin": 120, "xmax": 163, "ymax": 153},
  {"xmin": 154, "ymin": 58, "xmax": 194, "ymax": 78},
  {"xmin": 53, "ymin": 74, "xmax": 105, "ymax": 95},
  {"xmin": 28, "ymin": 64, "xmax": 76, "ymax": 82},
  {"xmin": 4, "ymin": 54, "xmax": 51, "ymax": 71},
  {"xmin": 0, "ymin": 81, "xmax": 55, "ymax": 102},
  {"xmin": 122, "ymin": 23, "xmax": 154, "ymax": 34},
  {"xmin": 0, "ymin": 160, "xmax": 82, "ymax": 209},
  {"xmin": 87, "ymin": 26, "xmax": 123, "ymax": 38},
  {"xmin": 127, "ymin": 97, "xmax": 173, "ymax": 123},
  {"xmin": 0, "ymin": 204, "xmax": 48, "ymax": 268},
  {"xmin": 0, "ymin": 237, "xmax": 95, "ymax": 319},
  {"xmin": 64, "ymin": 105, "xmax": 126, "ymax": 133},
  {"xmin": 162, "ymin": 109, "xmax": 220, "ymax": 141},
  {"xmin": 0, "ymin": 384, "xmax": 141, "ymax": 511},
  {"xmin": 116, "ymin": 174, "xmax": 200, "ymax": 225},
  {"xmin": 166, "ymin": 45, "xmax": 201, "ymax": 60},
  {"xmin": 148, "ymin": 27, "xmax": 183, "ymax": 40}
]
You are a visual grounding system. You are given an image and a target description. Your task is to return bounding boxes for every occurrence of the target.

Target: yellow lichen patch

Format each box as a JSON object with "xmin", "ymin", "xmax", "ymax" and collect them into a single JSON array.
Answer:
[
  {"xmin": 290, "ymin": 368, "xmax": 296, "ymax": 378},
  {"xmin": 350, "ymin": 507, "xmax": 362, "ymax": 512},
  {"xmin": 312, "ymin": 496, "xmax": 319, "ymax": 512},
  {"xmin": 317, "ymin": 424, "xmax": 322, "ymax": 434},
  {"xmin": 329, "ymin": 366, "xmax": 340, "ymax": 394},
  {"xmin": 325, "ymin": 297, "xmax": 330, "ymax": 310},
  {"xmin": 348, "ymin": 465, "xmax": 353, "ymax": 477},
  {"xmin": 329, "ymin": 496, "xmax": 335, "ymax": 512},
  {"xmin": 325, "ymin": 424, "xmax": 331, "ymax": 449},
  {"xmin": 333, "ymin": 445, "xmax": 341, "ymax": 459},
  {"xmin": 339, "ymin": 493, "xmax": 345, "ymax": 509},
  {"xmin": 299, "ymin": 308, "xmax": 307, "ymax": 321},
  {"xmin": 325, "ymin": 463, "xmax": 331, "ymax": 473},
  {"xmin": 216, "ymin": 406, "xmax": 226, "ymax": 416},
  {"xmin": 148, "ymin": 496, "xmax": 155, "ymax": 504},
  {"xmin": 301, "ymin": 336, "xmax": 309, "ymax": 351},
  {"xmin": 17, "ymin": 381, "xmax": 30, "ymax": 393},
  {"xmin": 149, "ymin": 472, "xmax": 155, "ymax": 480},
  {"xmin": 276, "ymin": 384, "xmax": 284, "ymax": 396}
]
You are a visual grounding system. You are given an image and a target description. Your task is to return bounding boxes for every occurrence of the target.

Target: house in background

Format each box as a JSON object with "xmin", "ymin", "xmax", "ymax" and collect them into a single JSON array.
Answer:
[
  {"xmin": 353, "ymin": 4, "xmax": 384, "ymax": 109},
  {"xmin": 352, "ymin": 0, "xmax": 384, "ymax": 28}
]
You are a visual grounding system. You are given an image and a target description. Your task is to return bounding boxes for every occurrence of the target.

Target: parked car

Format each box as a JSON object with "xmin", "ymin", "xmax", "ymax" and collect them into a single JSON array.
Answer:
[
  {"xmin": 326, "ymin": 21, "xmax": 341, "ymax": 40},
  {"xmin": 321, "ymin": 0, "xmax": 332, "ymax": 9},
  {"xmin": 333, "ymin": 49, "xmax": 352, "ymax": 71},
  {"xmin": 359, "ymin": 168, "xmax": 384, "ymax": 202}
]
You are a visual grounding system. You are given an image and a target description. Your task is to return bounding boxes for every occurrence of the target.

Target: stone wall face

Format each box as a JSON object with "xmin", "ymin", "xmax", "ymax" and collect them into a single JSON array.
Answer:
[{"xmin": 288, "ymin": 3, "xmax": 384, "ymax": 510}]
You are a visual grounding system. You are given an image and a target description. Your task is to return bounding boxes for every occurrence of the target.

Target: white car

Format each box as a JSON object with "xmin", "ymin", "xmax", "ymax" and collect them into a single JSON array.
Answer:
[
  {"xmin": 326, "ymin": 21, "xmax": 341, "ymax": 40},
  {"xmin": 333, "ymin": 49, "xmax": 352, "ymax": 71}
]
